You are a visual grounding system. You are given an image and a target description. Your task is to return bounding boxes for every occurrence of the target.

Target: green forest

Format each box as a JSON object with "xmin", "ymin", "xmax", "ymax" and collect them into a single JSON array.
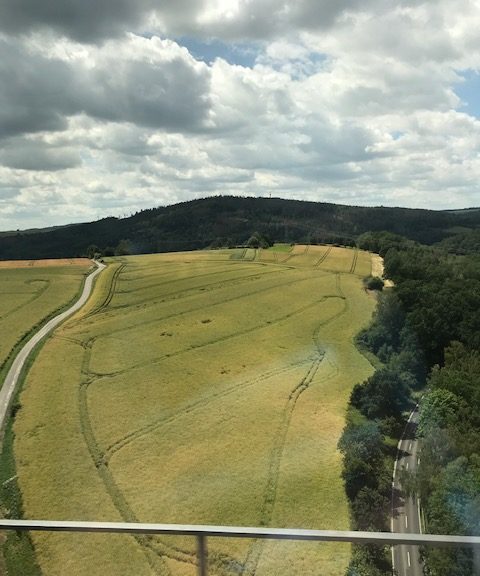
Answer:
[
  {"xmin": 340, "ymin": 231, "xmax": 480, "ymax": 575},
  {"xmin": 1, "ymin": 196, "xmax": 480, "ymax": 574},
  {"xmin": 0, "ymin": 196, "xmax": 480, "ymax": 260}
]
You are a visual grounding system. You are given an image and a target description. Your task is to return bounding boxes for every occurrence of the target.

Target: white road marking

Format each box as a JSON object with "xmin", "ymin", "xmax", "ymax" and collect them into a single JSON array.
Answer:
[
  {"xmin": 405, "ymin": 515, "xmax": 408, "ymax": 529},
  {"xmin": 408, "ymin": 551, "xmax": 411, "ymax": 567},
  {"xmin": 406, "ymin": 462, "xmax": 409, "ymax": 470},
  {"xmin": 418, "ymin": 500, "xmax": 423, "ymax": 534},
  {"xmin": 409, "ymin": 442, "xmax": 412, "ymax": 450}
]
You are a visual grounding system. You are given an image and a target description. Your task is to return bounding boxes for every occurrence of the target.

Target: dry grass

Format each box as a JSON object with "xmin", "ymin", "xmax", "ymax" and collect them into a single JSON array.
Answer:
[
  {"xmin": 0, "ymin": 258, "xmax": 90, "ymax": 268},
  {"xmin": 14, "ymin": 248, "xmax": 375, "ymax": 576}
]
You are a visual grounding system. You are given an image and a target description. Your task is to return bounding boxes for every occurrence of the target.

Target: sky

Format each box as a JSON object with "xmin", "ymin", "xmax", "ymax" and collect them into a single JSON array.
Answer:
[{"xmin": 1, "ymin": 1, "xmax": 480, "ymax": 230}]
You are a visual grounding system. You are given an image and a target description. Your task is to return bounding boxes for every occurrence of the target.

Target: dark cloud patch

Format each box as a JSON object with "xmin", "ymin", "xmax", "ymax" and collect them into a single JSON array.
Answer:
[
  {"xmin": 0, "ymin": 139, "xmax": 81, "ymax": 171},
  {"xmin": 80, "ymin": 50, "xmax": 211, "ymax": 131},
  {"xmin": 0, "ymin": 39, "xmax": 75, "ymax": 138},
  {"xmin": 0, "ymin": 37, "xmax": 212, "ymax": 140},
  {"xmin": 177, "ymin": 0, "xmax": 386, "ymax": 40},
  {"xmin": 0, "ymin": 0, "xmax": 398, "ymax": 43},
  {"xmin": 0, "ymin": 0, "xmax": 152, "ymax": 42}
]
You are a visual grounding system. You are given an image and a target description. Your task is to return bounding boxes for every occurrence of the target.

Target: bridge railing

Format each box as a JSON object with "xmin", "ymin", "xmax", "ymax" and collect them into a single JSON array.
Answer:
[{"xmin": 1, "ymin": 519, "xmax": 480, "ymax": 576}]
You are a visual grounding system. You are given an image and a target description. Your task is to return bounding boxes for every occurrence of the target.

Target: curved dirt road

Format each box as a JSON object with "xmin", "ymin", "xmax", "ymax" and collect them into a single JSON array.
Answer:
[{"xmin": 0, "ymin": 261, "xmax": 105, "ymax": 431}]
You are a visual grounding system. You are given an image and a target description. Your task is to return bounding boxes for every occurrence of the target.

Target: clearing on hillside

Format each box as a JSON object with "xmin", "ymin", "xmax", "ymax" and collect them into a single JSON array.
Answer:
[{"xmin": 13, "ymin": 246, "xmax": 376, "ymax": 576}]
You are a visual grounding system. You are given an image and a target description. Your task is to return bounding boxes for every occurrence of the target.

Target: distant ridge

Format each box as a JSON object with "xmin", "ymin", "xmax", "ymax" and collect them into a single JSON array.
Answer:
[{"xmin": 1, "ymin": 196, "xmax": 479, "ymax": 259}]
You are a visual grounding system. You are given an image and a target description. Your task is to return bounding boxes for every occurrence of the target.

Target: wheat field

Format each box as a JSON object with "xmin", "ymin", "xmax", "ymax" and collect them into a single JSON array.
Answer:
[
  {"xmin": 0, "ymin": 259, "xmax": 91, "ymax": 375},
  {"xmin": 13, "ymin": 246, "xmax": 376, "ymax": 576}
]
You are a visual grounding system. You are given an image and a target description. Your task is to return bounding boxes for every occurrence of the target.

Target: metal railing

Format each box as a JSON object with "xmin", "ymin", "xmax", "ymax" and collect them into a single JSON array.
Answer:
[{"xmin": 1, "ymin": 519, "xmax": 480, "ymax": 575}]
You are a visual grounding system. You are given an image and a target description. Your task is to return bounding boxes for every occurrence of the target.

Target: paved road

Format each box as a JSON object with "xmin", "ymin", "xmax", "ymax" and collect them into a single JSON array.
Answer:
[
  {"xmin": 0, "ymin": 261, "xmax": 105, "ymax": 431},
  {"xmin": 392, "ymin": 407, "xmax": 423, "ymax": 576}
]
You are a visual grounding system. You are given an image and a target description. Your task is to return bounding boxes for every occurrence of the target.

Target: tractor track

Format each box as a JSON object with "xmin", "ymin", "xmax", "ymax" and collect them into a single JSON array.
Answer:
[
  {"xmin": 79, "ymin": 270, "xmax": 319, "ymax": 343},
  {"xmin": 349, "ymin": 248, "xmax": 358, "ymax": 274},
  {"xmin": 116, "ymin": 265, "xmax": 255, "ymax": 298},
  {"xmin": 242, "ymin": 274, "xmax": 347, "ymax": 575},
  {"xmin": 0, "ymin": 279, "xmax": 51, "ymax": 321},
  {"xmin": 42, "ymin": 258, "xmax": 354, "ymax": 576},
  {"xmin": 107, "ymin": 267, "xmax": 285, "ymax": 313},
  {"xmin": 92, "ymin": 293, "xmax": 344, "ymax": 380},
  {"xmin": 83, "ymin": 263, "xmax": 126, "ymax": 318},
  {"xmin": 102, "ymin": 357, "xmax": 313, "ymax": 463},
  {"xmin": 79, "ymin": 340, "xmax": 246, "ymax": 575},
  {"xmin": 314, "ymin": 245, "xmax": 333, "ymax": 267},
  {"xmin": 85, "ymin": 272, "xmax": 347, "ymax": 576}
]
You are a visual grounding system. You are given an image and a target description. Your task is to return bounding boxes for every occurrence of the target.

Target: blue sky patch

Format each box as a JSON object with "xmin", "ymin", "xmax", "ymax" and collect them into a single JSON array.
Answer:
[
  {"xmin": 176, "ymin": 37, "xmax": 260, "ymax": 67},
  {"xmin": 455, "ymin": 69, "xmax": 480, "ymax": 118}
]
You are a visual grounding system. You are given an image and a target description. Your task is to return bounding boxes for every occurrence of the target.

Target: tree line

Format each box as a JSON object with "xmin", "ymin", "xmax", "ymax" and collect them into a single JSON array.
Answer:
[
  {"xmin": 1, "ymin": 196, "xmax": 480, "ymax": 260},
  {"xmin": 339, "ymin": 231, "xmax": 480, "ymax": 575}
]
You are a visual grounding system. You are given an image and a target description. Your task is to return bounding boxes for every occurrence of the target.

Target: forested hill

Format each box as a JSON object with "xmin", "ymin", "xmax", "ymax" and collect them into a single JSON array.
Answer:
[{"xmin": 1, "ymin": 196, "xmax": 480, "ymax": 259}]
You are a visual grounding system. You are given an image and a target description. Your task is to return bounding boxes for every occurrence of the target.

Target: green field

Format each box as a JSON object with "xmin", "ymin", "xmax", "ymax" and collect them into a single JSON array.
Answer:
[
  {"xmin": 0, "ymin": 259, "xmax": 92, "ymax": 379},
  {"xmin": 13, "ymin": 247, "xmax": 376, "ymax": 576}
]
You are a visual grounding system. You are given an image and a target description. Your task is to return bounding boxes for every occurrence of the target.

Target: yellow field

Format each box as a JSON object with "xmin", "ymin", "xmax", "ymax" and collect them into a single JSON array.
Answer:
[
  {"xmin": 13, "ymin": 247, "xmax": 376, "ymax": 576},
  {"xmin": 0, "ymin": 260, "xmax": 92, "ymax": 373}
]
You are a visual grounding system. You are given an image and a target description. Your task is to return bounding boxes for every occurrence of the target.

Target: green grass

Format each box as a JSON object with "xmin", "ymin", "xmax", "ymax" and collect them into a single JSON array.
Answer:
[
  {"xmin": 0, "ymin": 260, "xmax": 92, "ymax": 575},
  {"xmin": 0, "ymin": 262, "xmax": 92, "ymax": 384},
  {"xmin": 13, "ymin": 248, "xmax": 376, "ymax": 576},
  {"xmin": 268, "ymin": 244, "xmax": 293, "ymax": 253}
]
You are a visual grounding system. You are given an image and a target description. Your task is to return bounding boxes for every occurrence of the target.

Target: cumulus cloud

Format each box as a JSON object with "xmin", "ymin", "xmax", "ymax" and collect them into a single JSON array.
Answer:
[
  {"xmin": 0, "ymin": 35, "xmax": 212, "ymax": 139},
  {"xmin": 0, "ymin": 136, "xmax": 81, "ymax": 171},
  {"xmin": 1, "ymin": 0, "xmax": 480, "ymax": 229},
  {"xmin": 0, "ymin": 39, "xmax": 74, "ymax": 138},
  {"xmin": 0, "ymin": 0, "xmax": 383, "ymax": 43},
  {"xmin": 0, "ymin": 0, "xmax": 153, "ymax": 42}
]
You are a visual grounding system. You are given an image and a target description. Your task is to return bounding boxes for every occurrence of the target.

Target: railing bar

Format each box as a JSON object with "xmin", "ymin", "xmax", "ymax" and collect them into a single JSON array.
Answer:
[
  {"xmin": 197, "ymin": 534, "xmax": 208, "ymax": 576},
  {"xmin": 0, "ymin": 520, "xmax": 479, "ymax": 548}
]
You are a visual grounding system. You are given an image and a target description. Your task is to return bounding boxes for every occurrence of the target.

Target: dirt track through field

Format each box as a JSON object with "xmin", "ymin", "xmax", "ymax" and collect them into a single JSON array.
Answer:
[
  {"xmin": 13, "ymin": 248, "xmax": 376, "ymax": 576},
  {"xmin": 76, "ymin": 270, "xmax": 351, "ymax": 575}
]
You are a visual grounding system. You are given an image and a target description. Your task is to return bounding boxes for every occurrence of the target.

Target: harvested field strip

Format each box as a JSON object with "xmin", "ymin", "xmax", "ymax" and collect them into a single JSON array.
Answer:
[{"xmin": 92, "ymin": 294, "xmax": 344, "ymax": 379}]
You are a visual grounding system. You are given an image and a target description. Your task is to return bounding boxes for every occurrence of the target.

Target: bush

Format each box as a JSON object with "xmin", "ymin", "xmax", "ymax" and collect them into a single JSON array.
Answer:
[{"xmin": 364, "ymin": 276, "xmax": 384, "ymax": 291}]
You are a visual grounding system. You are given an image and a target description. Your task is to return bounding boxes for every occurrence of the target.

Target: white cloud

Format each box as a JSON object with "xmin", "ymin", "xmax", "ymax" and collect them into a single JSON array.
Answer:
[{"xmin": 1, "ymin": 1, "xmax": 480, "ymax": 229}]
